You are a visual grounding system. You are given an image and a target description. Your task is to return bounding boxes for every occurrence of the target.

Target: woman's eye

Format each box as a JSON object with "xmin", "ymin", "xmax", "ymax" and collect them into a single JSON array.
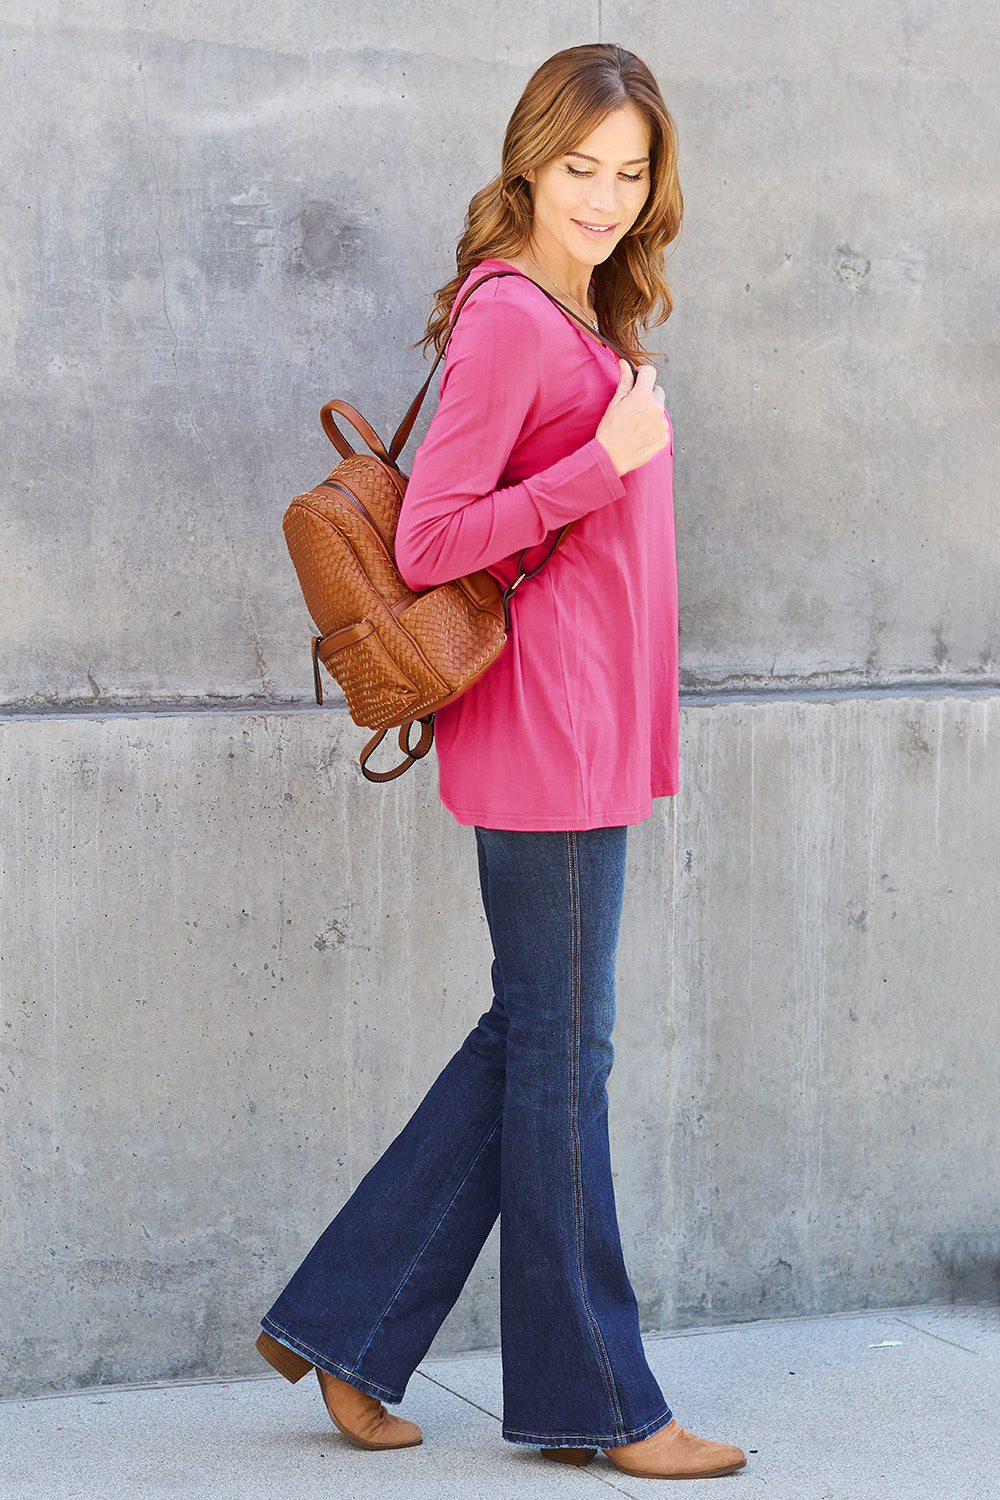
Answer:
[{"xmin": 565, "ymin": 165, "xmax": 645, "ymax": 182}]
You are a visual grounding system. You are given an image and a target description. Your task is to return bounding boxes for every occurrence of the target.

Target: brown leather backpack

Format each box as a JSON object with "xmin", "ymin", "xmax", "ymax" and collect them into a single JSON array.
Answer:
[{"xmin": 283, "ymin": 270, "xmax": 629, "ymax": 781}]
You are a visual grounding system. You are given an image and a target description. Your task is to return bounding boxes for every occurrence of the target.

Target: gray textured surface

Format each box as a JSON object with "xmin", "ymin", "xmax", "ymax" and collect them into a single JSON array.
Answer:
[
  {"xmin": 2, "ymin": 2, "xmax": 997, "ymax": 705},
  {"xmin": 3, "ymin": 699, "xmax": 998, "ymax": 1396},
  {"xmin": 2, "ymin": 1309, "xmax": 999, "ymax": 1499}
]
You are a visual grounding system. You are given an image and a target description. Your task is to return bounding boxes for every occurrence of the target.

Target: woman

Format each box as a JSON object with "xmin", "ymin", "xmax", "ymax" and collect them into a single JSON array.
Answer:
[{"xmin": 257, "ymin": 43, "xmax": 745, "ymax": 1481}]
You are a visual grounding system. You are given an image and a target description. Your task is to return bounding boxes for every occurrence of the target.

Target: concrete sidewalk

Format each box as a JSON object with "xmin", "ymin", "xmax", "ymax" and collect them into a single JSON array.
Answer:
[{"xmin": 3, "ymin": 1306, "xmax": 998, "ymax": 1500}]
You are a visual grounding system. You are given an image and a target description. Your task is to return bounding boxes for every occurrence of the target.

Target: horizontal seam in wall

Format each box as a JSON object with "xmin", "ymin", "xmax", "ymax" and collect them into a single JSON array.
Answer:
[
  {"xmin": 1, "ymin": 681, "xmax": 1000, "ymax": 723},
  {"xmin": 0, "ymin": 698, "xmax": 321, "ymax": 723},
  {"xmin": 679, "ymin": 681, "xmax": 1000, "ymax": 706}
]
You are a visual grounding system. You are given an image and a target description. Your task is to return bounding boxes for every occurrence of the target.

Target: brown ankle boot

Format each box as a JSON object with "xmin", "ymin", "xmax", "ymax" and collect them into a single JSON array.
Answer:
[
  {"xmin": 256, "ymin": 1331, "xmax": 421, "ymax": 1451},
  {"xmin": 604, "ymin": 1419, "xmax": 745, "ymax": 1479},
  {"xmin": 315, "ymin": 1367, "xmax": 422, "ymax": 1450}
]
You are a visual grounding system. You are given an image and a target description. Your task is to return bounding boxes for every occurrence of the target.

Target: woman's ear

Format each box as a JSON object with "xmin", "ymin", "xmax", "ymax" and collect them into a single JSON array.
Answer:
[{"xmin": 523, "ymin": 168, "xmax": 535, "ymax": 186}]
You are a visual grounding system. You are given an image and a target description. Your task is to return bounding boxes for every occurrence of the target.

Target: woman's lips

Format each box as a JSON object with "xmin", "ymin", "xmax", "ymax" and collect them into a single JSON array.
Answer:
[{"xmin": 573, "ymin": 220, "xmax": 617, "ymax": 237}]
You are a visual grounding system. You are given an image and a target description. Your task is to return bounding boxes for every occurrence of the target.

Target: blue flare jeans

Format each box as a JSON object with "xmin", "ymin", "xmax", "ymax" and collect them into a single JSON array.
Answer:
[{"xmin": 260, "ymin": 825, "xmax": 671, "ymax": 1448}]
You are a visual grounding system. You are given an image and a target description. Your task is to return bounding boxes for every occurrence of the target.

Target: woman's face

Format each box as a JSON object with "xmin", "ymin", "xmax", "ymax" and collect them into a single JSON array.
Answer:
[{"xmin": 524, "ymin": 104, "xmax": 652, "ymax": 277}]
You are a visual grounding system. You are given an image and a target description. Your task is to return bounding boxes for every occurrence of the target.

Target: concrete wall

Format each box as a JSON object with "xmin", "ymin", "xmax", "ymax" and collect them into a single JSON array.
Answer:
[
  {"xmin": 4, "ymin": 696, "xmax": 999, "ymax": 1397},
  {"xmin": 2, "ymin": 1, "xmax": 998, "ymax": 1396}
]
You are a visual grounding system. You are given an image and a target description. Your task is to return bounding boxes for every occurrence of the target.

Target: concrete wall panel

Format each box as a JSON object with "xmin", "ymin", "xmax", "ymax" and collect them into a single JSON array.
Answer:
[
  {"xmin": 3, "ymin": 2, "xmax": 998, "ymax": 708},
  {"xmin": 2, "ymin": 696, "xmax": 997, "ymax": 1395},
  {"xmin": 664, "ymin": 693, "xmax": 1000, "ymax": 1323}
]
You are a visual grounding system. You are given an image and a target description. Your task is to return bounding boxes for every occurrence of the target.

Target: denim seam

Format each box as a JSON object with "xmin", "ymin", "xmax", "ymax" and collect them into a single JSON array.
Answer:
[
  {"xmin": 565, "ymin": 831, "xmax": 626, "ymax": 1442},
  {"xmin": 350, "ymin": 1111, "xmax": 504, "ymax": 1378}
]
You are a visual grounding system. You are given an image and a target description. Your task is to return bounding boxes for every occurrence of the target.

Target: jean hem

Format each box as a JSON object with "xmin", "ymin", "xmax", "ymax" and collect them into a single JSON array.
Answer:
[
  {"xmin": 259, "ymin": 1317, "xmax": 405, "ymax": 1404},
  {"xmin": 501, "ymin": 1406, "xmax": 674, "ymax": 1448}
]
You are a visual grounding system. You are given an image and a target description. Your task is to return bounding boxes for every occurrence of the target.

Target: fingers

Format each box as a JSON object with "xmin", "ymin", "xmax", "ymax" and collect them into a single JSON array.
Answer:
[
  {"xmin": 611, "ymin": 358, "xmax": 634, "ymax": 402},
  {"xmin": 614, "ymin": 361, "xmax": 663, "ymax": 408},
  {"xmin": 619, "ymin": 361, "xmax": 658, "ymax": 393},
  {"xmin": 632, "ymin": 363, "xmax": 665, "ymax": 404}
]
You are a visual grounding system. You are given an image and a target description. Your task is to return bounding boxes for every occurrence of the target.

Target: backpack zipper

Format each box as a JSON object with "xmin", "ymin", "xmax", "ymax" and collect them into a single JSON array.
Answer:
[{"xmin": 320, "ymin": 480, "xmax": 389, "ymax": 548}]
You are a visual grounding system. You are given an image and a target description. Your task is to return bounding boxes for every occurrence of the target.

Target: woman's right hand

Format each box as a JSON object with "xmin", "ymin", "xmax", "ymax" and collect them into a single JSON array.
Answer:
[{"xmin": 595, "ymin": 360, "xmax": 671, "ymax": 476}]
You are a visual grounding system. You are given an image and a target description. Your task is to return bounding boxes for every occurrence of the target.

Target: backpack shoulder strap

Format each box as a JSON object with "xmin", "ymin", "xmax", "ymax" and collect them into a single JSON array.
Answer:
[{"xmin": 388, "ymin": 271, "xmax": 519, "ymax": 461}]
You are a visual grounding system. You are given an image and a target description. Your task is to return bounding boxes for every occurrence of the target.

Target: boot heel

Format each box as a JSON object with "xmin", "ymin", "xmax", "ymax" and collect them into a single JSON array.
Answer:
[
  {"xmin": 541, "ymin": 1448, "xmax": 597, "ymax": 1467},
  {"xmin": 256, "ymin": 1330, "xmax": 313, "ymax": 1383}
]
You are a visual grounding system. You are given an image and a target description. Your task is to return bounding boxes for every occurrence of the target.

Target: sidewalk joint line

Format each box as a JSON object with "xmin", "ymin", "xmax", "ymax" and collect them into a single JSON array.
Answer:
[
  {"xmin": 414, "ymin": 1368, "xmax": 501, "ymax": 1423},
  {"xmin": 891, "ymin": 1316, "xmax": 983, "ymax": 1356}
]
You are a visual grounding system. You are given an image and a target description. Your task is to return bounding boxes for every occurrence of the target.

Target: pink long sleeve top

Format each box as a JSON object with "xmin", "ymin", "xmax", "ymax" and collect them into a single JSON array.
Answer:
[{"xmin": 395, "ymin": 261, "xmax": 679, "ymax": 832}]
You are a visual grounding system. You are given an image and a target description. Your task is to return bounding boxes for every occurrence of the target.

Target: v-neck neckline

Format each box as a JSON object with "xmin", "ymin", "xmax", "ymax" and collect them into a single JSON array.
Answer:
[{"xmin": 482, "ymin": 260, "xmax": 629, "ymax": 371}]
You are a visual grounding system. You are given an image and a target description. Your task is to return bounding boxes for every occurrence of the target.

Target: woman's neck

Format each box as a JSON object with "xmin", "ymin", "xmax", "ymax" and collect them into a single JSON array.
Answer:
[{"xmin": 506, "ymin": 246, "xmax": 595, "ymax": 324}]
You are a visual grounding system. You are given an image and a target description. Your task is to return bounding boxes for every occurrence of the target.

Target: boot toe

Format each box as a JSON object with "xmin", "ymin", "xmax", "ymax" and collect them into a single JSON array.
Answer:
[{"xmin": 605, "ymin": 1418, "xmax": 746, "ymax": 1478}]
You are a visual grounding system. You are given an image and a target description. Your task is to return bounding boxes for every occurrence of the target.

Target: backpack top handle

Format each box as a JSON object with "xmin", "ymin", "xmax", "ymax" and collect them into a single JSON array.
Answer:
[{"xmin": 320, "ymin": 401, "xmax": 392, "ymax": 463}]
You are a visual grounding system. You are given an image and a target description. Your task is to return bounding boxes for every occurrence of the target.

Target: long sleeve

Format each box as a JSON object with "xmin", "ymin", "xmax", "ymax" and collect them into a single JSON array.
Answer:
[{"xmin": 395, "ymin": 283, "xmax": 625, "ymax": 591}]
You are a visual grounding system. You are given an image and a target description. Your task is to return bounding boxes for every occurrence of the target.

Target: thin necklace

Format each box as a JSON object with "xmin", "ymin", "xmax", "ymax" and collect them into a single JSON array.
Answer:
[{"xmin": 525, "ymin": 252, "xmax": 598, "ymax": 330}]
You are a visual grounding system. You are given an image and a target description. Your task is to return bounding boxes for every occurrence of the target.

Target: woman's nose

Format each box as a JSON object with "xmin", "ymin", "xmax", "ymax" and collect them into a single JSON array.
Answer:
[{"xmin": 587, "ymin": 174, "xmax": 619, "ymax": 213}]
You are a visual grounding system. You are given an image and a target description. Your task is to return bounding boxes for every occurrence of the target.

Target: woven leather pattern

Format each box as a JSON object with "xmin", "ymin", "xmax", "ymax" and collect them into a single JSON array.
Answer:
[
  {"xmin": 333, "ymin": 455, "xmax": 406, "ymax": 546},
  {"xmin": 398, "ymin": 590, "xmax": 504, "ymax": 684},
  {"xmin": 326, "ymin": 624, "xmax": 421, "ymax": 726},
  {"xmin": 283, "ymin": 453, "xmax": 506, "ymax": 732}
]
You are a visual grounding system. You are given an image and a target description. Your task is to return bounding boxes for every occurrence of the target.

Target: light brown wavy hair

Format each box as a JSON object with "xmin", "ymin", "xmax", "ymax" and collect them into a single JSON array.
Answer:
[{"xmin": 423, "ymin": 43, "xmax": 683, "ymax": 361}]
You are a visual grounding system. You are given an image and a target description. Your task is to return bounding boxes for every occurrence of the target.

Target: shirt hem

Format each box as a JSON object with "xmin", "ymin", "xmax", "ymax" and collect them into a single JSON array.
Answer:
[{"xmin": 441, "ymin": 791, "xmax": 676, "ymax": 832}]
